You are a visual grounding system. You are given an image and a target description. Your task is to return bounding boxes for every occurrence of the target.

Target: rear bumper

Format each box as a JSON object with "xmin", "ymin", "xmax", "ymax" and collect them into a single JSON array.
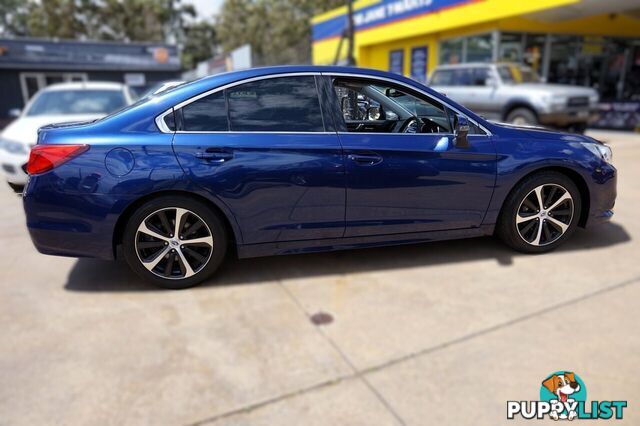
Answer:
[{"xmin": 23, "ymin": 183, "xmax": 133, "ymax": 261}]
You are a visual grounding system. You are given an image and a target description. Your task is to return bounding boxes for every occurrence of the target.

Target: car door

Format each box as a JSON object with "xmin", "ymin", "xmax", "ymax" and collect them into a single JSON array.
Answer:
[
  {"xmin": 172, "ymin": 74, "xmax": 346, "ymax": 244},
  {"xmin": 326, "ymin": 75, "xmax": 496, "ymax": 237}
]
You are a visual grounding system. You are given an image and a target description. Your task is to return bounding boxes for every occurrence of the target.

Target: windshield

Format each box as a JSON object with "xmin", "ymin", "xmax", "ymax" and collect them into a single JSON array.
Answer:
[
  {"xmin": 26, "ymin": 90, "xmax": 127, "ymax": 116},
  {"xmin": 497, "ymin": 65, "xmax": 541, "ymax": 84}
]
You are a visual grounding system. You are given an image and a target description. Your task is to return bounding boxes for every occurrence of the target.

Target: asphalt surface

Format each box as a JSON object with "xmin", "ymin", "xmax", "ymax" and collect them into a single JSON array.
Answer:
[{"xmin": 0, "ymin": 130, "xmax": 638, "ymax": 425}]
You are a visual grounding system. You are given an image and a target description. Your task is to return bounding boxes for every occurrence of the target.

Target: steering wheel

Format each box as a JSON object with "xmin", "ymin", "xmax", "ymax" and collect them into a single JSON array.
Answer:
[
  {"xmin": 399, "ymin": 117, "xmax": 420, "ymax": 133},
  {"xmin": 399, "ymin": 116, "xmax": 444, "ymax": 133}
]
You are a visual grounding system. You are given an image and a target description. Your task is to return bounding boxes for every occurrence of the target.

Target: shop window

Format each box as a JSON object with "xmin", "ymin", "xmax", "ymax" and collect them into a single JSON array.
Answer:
[
  {"xmin": 466, "ymin": 34, "xmax": 492, "ymax": 63},
  {"xmin": 440, "ymin": 38, "xmax": 463, "ymax": 65}
]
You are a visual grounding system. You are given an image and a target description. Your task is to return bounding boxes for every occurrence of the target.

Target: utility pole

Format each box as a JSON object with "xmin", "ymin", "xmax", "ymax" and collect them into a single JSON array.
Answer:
[{"xmin": 334, "ymin": 0, "xmax": 356, "ymax": 66}]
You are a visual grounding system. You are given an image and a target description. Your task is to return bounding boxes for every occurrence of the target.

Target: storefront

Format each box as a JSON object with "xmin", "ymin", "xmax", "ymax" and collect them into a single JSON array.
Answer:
[{"xmin": 312, "ymin": 0, "xmax": 640, "ymax": 129}]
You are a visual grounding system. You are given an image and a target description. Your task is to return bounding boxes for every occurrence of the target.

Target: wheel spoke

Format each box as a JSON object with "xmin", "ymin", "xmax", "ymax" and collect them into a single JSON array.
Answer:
[
  {"xmin": 139, "ymin": 221, "xmax": 170, "ymax": 241},
  {"xmin": 183, "ymin": 220, "xmax": 205, "ymax": 238},
  {"xmin": 520, "ymin": 218, "xmax": 537, "ymax": 237},
  {"xmin": 176, "ymin": 248, "xmax": 195, "ymax": 277},
  {"xmin": 137, "ymin": 241, "xmax": 166, "ymax": 249},
  {"xmin": 546, "ymin": 186, "xmax": 558, "ymax": 208},
  {"xmin": 542, "ymin": 220, "xmax": 553, "ymax": 242},
  {"xmin": 142, "ymin": 246, "xmax": 170, "ymax": 271},
  {"xmin": 183, "ymin": 246, "xmax": 206, "ymax": 263},
  {"xmin": 547, "ymin": 192, "xmax": 571, "ymax": 213},
  {"xmin": 547, "ymin": 216, "xmax": 569, "ymax": 233},
  {"xmin": 182, "ymin": 235, "xmax": 213, "ymax": 247},
  {"xmin": 174, "ymin": 208, "xmax": 188, "ymax": 237},
  {"xmin": 534, "ymin": 186, "xmax": 544, "ymax": 211},
  {"xmin": 158, "ymin": 211, "xmax": 173, "ymax": 236},
  {"xmin": 532, "ymin": 219, "xmax": 544, "ymax": 245},
  {"xmin": 517, "ymin": 213, "xmax": 537, "ymax": 224},
  {"xmin": 164, "ymin": 253, "xmax": 176, "ymax": 276}
]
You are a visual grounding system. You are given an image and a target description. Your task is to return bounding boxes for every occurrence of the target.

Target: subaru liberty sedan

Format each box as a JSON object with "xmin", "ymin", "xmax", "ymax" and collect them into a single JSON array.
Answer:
[{"xmin": 23, "ymin": 66, "xmax": 616, "ymax": 289}]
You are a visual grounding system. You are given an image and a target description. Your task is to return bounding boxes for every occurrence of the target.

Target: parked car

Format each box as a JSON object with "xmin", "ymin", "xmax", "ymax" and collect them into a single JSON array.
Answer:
[
  {"xmin": 0, "ymin": 82, "xmax": 135, "ymax": 192},
  {"xmin": 429, "ymin": 63, "xmax": 599, "ymax": 133},
  {"xmin": 23, "ymin": 66, "xmax": 616, "ymax": 289}
]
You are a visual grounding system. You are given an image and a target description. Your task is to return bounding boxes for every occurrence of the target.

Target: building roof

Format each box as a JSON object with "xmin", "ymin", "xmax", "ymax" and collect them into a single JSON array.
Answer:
[{"xmin": 0, "ymin": 37, "xmax": 181, "ymax": 72}]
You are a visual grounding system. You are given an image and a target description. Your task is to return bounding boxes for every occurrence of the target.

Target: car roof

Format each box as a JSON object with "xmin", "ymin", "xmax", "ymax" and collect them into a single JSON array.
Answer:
[{"xmin": 42, "ymin": 81, "xmax": 126, "ymax": 91}]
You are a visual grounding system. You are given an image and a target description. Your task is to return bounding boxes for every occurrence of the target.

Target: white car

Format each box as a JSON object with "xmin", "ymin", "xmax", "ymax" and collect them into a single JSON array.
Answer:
[{"xmin": 0, "ymin": 82, "xmax": 134, "ymax": 191}]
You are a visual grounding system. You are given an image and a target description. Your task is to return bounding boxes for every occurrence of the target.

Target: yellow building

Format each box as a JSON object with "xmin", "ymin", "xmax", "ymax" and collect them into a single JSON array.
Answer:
[{"xmin": 312, "ymin": 0, "xmax": 640, "ymax": 104}]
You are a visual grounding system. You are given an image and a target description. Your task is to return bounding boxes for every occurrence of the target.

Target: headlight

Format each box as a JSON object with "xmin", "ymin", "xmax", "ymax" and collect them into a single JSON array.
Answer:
[
  {"xmin": 0, "ymin": 137, "xmax": 28, "ymax": 154},
  {"xmin": 581, "ymin": 142, "xmax": 612, "ymax": 163}
]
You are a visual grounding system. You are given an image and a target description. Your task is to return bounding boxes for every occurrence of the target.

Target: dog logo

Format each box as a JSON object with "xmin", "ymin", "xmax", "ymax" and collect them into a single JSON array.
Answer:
[
  {"xmin": 507, "ymin": 371, "xmax": 627, "ymax": 421},
  {"xmin": 540, "ymin": 372, "xmax": 585, "ymax": 420}
]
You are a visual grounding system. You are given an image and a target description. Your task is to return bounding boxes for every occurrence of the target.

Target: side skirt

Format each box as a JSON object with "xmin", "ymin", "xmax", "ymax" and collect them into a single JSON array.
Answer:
[{"xmin": 237, "ymin": 225, "xmax": 495, "ymax": 259}]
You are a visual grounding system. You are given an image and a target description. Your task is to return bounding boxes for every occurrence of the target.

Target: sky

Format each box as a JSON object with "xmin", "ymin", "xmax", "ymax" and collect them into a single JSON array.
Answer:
[{"xmin": 186, "ymin": 0, "xmax": 224, "ymax": 19}]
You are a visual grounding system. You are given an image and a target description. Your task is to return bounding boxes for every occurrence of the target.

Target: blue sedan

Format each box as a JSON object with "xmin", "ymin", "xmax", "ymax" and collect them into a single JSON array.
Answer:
[{"xmin": 23, "ymin": 66, "xmax": 617, "ymax": 288}]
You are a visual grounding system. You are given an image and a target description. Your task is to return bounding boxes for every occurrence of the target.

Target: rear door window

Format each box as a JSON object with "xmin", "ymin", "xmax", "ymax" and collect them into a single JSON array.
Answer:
[
  {"xmin": 227, "ymin": 76, "xmax": 324, "ymax": 132},
  {"xmin": 182, "ymin": 91, "xmax": 228, "ymax": 131}
]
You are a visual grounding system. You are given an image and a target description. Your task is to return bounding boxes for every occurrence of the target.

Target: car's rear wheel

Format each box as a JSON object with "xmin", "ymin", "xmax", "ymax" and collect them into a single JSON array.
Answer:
[
  {"xmin": 123, "ymin": 196, "xmax": 227, "ymax": 289},
  {"xmin": 506, "ymin": 108, "xmax": 537, "ymax": 126},
  {"xmin": 497, "ymin": 172, "xmax": 581, "ymax": 253}
]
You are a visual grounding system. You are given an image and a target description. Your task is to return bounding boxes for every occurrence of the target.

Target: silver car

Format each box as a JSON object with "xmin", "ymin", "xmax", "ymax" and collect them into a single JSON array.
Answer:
[{"xmin": 429, "ymin": 63, "xmax": 599, "ymax": 132}]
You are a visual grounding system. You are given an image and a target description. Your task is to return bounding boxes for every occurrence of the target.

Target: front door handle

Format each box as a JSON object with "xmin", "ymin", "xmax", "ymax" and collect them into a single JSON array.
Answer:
[
  {"xmin": 195, "ymin": 149, "xmax": 233, "ymax": 163},
  {"xmin": 348, "ymin": 153, "xmax": 383, "ymax": 166}
]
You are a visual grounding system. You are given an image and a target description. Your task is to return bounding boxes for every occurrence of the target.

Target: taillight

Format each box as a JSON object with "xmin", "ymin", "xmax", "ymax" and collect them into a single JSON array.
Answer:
[{"xmin": 26, "ymin": 144, "xmax": 89, "ymax": 175}]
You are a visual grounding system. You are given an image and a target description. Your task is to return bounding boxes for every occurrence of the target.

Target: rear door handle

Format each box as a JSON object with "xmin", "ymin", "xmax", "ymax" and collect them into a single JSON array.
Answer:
[
  {"xmin": 195, "ymin": 149, "xmax": 233, "ymax": 163},
  {"xmin": 348, "ymin": 153, "xmax": 383, "ymax": 166}
]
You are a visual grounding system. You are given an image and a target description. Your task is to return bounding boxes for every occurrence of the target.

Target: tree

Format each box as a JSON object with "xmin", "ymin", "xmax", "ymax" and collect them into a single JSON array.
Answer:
[
  {"xmin": 217, "ymin": 0, "xmax": 345, "ymax": 65},
  {"xmin": 181, "ymin": 21, "xmax": 217, "ymax": 69},
  {"xmin": 0, "ymin": 0, "xmax": 31, "ymax": 36}
]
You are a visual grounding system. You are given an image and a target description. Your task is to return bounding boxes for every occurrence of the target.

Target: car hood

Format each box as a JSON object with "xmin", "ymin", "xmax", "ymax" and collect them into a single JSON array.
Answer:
[
  {"xmin": 0, "ymin": 114, "xmax": 103, "ymax": 146},
  {"xmin": 510, "ymin": 83, "xmax": 597, "ymax": 98},
  {"xmin": 491, "ymin": 121, "xmax": 600, "ymax": 143}
]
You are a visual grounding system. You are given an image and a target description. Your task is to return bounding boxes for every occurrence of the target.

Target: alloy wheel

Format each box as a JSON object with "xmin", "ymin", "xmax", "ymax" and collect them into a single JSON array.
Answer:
[
  {"xmin": 516, "ymin": 184, "xmax": 574, "ymax": 246},
  {"xmin": 135, "ymin": 207, "xmax": 214, "ymax": 279}
]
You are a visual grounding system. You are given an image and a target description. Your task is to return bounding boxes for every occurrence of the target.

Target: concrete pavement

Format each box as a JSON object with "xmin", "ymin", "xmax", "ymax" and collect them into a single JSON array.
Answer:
[{"xmin": 0, "ymin": 130, "xmax": 638, "ymax": 425}]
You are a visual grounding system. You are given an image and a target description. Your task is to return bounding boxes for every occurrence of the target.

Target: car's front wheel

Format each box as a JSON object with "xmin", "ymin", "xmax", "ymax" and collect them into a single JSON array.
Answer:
[
  {"xmin": 497, "ymin": 172, "xmax": 581, "ymax": 253},
  {"xmin": 123, "ymin": 195, "xmax": 228, "ymax": 289},
  {"xmin": 506, "ymin": 107, "xmax": 537, "ymax": 126}
]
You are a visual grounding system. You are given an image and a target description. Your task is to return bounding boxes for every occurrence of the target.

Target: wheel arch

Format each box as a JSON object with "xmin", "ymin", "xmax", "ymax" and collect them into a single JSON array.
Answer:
[
  {"xmin": 112, "ymin": 190, "xmax": 241, "ymax": 258},
  {"xmin": 499, "ymin": 166, "xmax": 590, "ymax": 228}
]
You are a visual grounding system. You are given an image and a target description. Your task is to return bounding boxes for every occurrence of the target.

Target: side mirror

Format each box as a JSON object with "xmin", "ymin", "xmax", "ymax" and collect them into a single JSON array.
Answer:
[
  {"xmin": 454, "ymin": 115, "xmax": 470, "ymax": 148},
  {"xmin": 8, "ymin": 108, "xmax": 21, "ymax": 118}
]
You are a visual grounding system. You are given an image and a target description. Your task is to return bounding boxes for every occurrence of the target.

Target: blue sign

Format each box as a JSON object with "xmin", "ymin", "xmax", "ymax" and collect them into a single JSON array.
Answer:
[
  {"xmin": 312, "ymin": 0, "xmax": 479, "ymax": 41},
  {"xmin": 389, "ymin": 50, "xmax": 404, "ymax": 75},
  {"xmin": 410, "ymin": 46, "xmax": 428, "ymax": 83}
]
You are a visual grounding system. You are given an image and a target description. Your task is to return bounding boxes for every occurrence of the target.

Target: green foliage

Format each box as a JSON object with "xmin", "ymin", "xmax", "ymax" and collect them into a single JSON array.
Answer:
[
  {"xmin": 181, "ymin": 21, "xmax": 217, "ymax": 70},
  {"xmin": 217, "ymin": 0, "xmax": 345, "ymax": 65}
]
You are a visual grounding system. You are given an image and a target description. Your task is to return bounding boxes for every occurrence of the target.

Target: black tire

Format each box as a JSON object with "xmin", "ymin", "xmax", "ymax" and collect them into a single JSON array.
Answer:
[
  {"xmin": 506, "ymin": 107, "xmax": 537, "ymax": 126},
  {"xmin": 122, "ymin": 195, "xmax": 228, "ymax": 289},
  {"xmin": 496, "ymin": 171, "xmax": 582, "ymax": 254}
]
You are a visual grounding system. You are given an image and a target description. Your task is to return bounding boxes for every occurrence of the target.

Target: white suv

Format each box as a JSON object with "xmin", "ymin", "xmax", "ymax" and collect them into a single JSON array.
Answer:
[
  {"xmin": 429, "ymin": 63, "xmax": 599, "ymax": 133},
  {"xmin": 0, "ymin": 82, "xmax": 135, "ymax": 191}
]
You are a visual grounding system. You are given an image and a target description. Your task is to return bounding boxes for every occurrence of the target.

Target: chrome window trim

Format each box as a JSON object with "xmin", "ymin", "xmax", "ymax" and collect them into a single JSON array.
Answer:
[
  {"xmin": 155, "ymin": 70, "xmax": 492, "ymax": 136},
  {"xmin": 174, "ymin": 131, "xmax": 336, "ymax": 135},
  {"xmin": 155, "ymin": 108, "xmax": 174, "ymax": 133}
]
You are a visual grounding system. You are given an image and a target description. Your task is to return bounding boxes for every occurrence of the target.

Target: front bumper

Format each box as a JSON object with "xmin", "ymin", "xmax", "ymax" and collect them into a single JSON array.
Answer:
[
  {"xmin": 584, "ymin": 162, "xmax": 617, "ymax": 228},
  {"xmin": 0, "ymin": 149, "xmax": 28, "ymax": 185}
]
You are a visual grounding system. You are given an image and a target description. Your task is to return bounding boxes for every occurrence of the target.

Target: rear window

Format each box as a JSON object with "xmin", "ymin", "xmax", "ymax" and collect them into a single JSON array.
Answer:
[{"xmin": 27, "ymin": 90, "xmax": 126, "ymax": 116}]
